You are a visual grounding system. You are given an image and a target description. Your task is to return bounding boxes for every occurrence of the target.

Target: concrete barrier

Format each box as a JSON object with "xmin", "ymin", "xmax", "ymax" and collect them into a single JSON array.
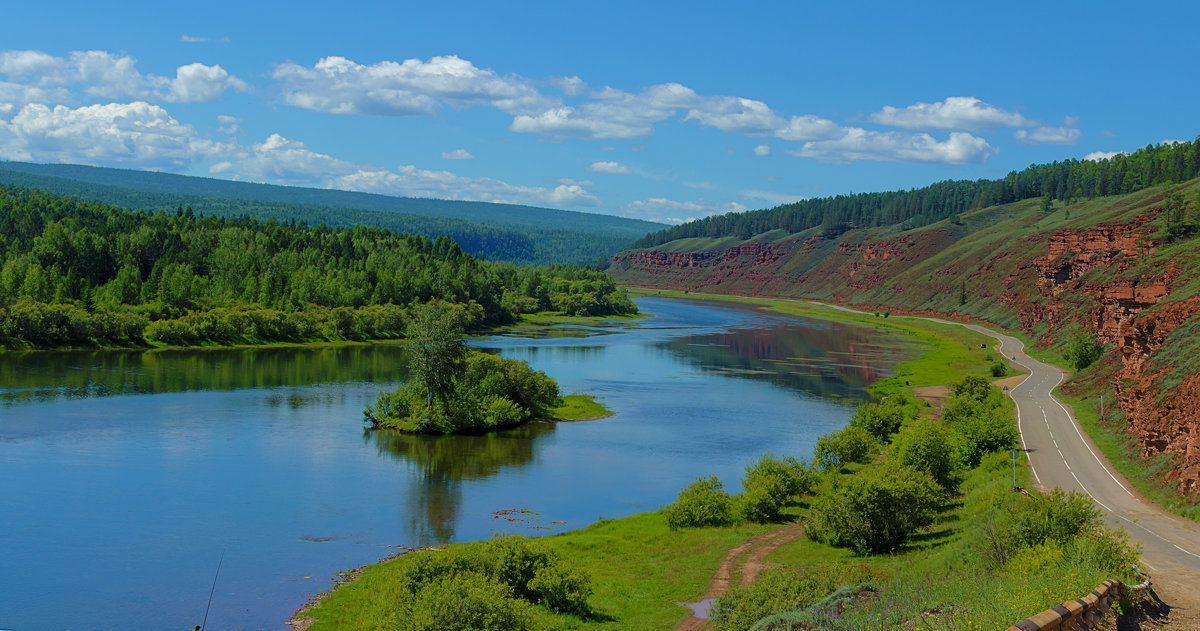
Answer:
[{"xmin": 1005, "ymin": 574, "xmax": 1150, "ymax": 631}]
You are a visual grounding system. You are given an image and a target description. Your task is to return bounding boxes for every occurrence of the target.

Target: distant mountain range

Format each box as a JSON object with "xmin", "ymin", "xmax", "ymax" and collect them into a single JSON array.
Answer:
[{"xmin": 0, "ymin": 161, "xmax": 663, "ymax": 266}]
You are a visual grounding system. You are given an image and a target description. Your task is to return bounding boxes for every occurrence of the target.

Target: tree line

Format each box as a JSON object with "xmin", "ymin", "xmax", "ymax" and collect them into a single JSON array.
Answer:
[
  {"xmin": 633, "ymin": 138, "xmax": 1200, "ymax": 247},
  {"xmin": 0, "ymin": 186, "xmax": 636, "ymax": 347}
]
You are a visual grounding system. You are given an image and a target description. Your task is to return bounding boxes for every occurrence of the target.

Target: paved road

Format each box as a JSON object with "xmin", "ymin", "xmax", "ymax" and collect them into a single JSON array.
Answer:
[
  {"xmin": 817, "ymin": 301, "xmax": 1200, "ymax": 596},
  {"xmin": 933, "ymin": 320, "xmax": 1200, "ymax": 596}
]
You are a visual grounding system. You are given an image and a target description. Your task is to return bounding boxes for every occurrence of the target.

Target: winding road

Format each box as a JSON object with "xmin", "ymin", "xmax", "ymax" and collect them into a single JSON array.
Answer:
[{"xmin": 933, "ymin": 319, "xmax": 1200, "ymax": 611}]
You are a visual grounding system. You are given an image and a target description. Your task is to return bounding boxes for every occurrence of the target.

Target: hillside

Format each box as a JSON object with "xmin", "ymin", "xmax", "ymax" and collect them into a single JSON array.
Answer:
[
  {"xmin": 611, "ymin": 175, "xmax": 1200, "ymax": 502},
  {"xmin": 0, "ymin": 162, "xmax": 663, "ymax": 266}
]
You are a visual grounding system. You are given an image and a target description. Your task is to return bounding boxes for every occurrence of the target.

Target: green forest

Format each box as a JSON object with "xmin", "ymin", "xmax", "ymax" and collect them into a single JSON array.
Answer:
[
  {"xmin": 0, "ymin": 186, "xmax": 636, "ymax": 348},
  {"xmin": 634, "ymin": 138, "xmax": 1200, "ymax": 246},
  {"xmin": 0, "ymin": 162, "xmax": 663, "ymax": 265}
]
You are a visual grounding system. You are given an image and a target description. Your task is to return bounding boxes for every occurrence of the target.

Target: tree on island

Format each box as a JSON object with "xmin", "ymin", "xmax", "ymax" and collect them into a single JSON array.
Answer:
[
  {"xmin": 406, "ymin": 301, "xmax": 467, "ymax": 406},
  {"xmin": 366, "ymin": 301, "xmax": 560, "ymax": 434}
]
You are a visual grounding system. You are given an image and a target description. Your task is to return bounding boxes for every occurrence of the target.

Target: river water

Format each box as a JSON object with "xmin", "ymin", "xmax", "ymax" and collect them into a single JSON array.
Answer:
[{"xmin": 0, "ymin": 297, "xmax": 919, "ymax": 630}]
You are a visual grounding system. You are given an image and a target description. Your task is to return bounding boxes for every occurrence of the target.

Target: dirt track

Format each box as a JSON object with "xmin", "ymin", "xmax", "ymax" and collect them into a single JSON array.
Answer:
[{"xmin": 672, "ymin": 522, "xmax": 805, "ymax": 631}]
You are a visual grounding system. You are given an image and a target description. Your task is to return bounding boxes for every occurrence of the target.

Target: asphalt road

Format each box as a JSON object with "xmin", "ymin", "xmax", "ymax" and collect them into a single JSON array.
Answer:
[{"xmin": 941, "ymin": 320, "xmax": 1200, "ymax": 596}]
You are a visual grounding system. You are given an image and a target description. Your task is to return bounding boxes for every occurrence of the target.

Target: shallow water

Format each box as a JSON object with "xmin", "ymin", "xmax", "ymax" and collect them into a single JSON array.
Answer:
[{"xmin": 0, "ymin": 296, "xmax": 919, "ymax": 630}]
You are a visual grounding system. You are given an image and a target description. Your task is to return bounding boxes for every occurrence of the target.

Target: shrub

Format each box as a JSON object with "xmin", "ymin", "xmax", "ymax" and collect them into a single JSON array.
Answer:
[
  {"xmin": 1066, "ymin": 330, "xmax": 1106, "ymax": 371},
  {"xmin": 848, "ymin": 403, "xmax": 905, "ymax": 440},
  {"xmin": 974, "ymin": 488, "xmax": 1104, "ymax": 569},
  {"xmin": 945, "ymin": 403, "xmax": 1019, "ymax": 467},
  {"xmin": 812, "ymin": 426, "xmax": 877, "ymax": 470},
  {"xmin": 710, "ymin": 569, "xmax": 830, "ymax": 631},
  {"xmin": 737, "ymin": 455, "xmax": 814, "ymax": 523},
  {"xmin": 807, "ymin": 464, "xmax": 944, "ymax": 554},
  {"xmin": 394, "ymin": 571, "xmax": 534, "ymax": 631},
  {"xmin": 890, "ymin": 420, "xmax": 963, "ymax": 489},
  {"xmin": 664, "ymin": 476, "xmax": 736, "ymax": 529},
  {"xmin": 395, "ymin": 534, "xmax": 592, "ymax": 616}
]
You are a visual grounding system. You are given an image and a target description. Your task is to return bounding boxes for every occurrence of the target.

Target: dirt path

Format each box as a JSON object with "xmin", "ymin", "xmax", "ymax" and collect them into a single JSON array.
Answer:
[{"xmin": 673, "ymin": 522, "xmax": 804, "ymax": 631}]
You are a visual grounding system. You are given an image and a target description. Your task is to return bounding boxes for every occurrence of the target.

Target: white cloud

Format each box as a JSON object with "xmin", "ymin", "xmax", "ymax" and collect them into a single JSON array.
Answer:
[
  {"xmin": 550, "ymin": 76, "xmax": 587, "ymax": 96},
  {"xmin": 1083, "ymin": 150, "xmax": 1126, "ymax": 162},
  {"xmin": 213, "ymin": 133, "xmax": 599, "ymax": 209},
  {"xmin": 684, "ymin": 95, "xmax": 783, "ymax": 135},
  {"xmin": 0, "ymin": 49, "xmax": 247, "ymax": 104},
  {"xmin": 588, "ymin": 160, "xmax": 632, "ymax": 174},
  {"xmin": 622, "ymin": 196, "xmax": 746, "ymax": 224},
  {"xmin": 274, "ymin": 55, "xmax": 552, "ymax": 117},
  {"xmin": 870, "ymin": 96, "xmax": 1032, "ymax": 131},
  {"xmin": 741, "ymin": 189, "xmax": 808, "ymax": 205},
  {"xmin": 773, "ymin": 115, "xmax": 844, "ymax": 141},
  {"xmin": 0, "ymin": 101, "xmax": 229, "ymax": 169},
  {"xmin": 511, "ymin": 83, "xmax": 698, "ymax": 139},
  {"xmin": 753, "ymin": 144, "xmax": 770, "ymax": 156},
  {"xmin": 1014, "ymin": 126, "xmax": 1081, "ymax": 145},
  {"xmin": 441, "ymin": 148, "xmax": 475, "ymax": 160},
  {"xmin": 180, "ymin": 35, "xmax": 208, "ymax": 43},
  {"xmin": 790, "ymin": 129, "xmax": 997, "ymax": 164}
]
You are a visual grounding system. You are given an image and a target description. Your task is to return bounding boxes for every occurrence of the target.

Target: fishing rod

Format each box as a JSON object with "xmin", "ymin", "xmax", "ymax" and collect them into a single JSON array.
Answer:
[{"xmin": 200, "ymin": 549, "xmax": 225, "ymax": 631}]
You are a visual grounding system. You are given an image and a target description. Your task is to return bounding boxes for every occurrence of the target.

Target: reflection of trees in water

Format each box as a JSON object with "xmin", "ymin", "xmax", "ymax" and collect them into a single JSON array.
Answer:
[
  {"xmin": 658, "ymin": 320, "xmax": 919, "ymax": 401},
  {"xmin": 367, "ymin": 423, "xmax": 555, "ymax": 544},
  {"xmin": 0, "ymin": 345, "xmax": 410, "ymax": 405}
]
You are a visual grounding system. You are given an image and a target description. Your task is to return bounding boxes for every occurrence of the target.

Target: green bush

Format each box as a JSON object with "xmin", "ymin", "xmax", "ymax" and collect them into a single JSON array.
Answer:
[
  {"xmin": 710, "ymin": 569, "xmax": 830, "ymax": 631},
  {"xmin": 664, "ymin": 475, "xmax": 736, "ymax": 529},
  {"xmin": 812, "ymin": 426, "xmax": 878, "ymax": 470},
  {"xmin": 1066, "ymin": 330, "xmax": 1106, "ymax": 370},
  {"xmin": 848, "ymin": 403, "xmax": 905, "ymax": 440},
  {"xmin": 737, "ymin": 455, "xmax": 814, "ymax": 523},
  {"xmin": 394, "ymin": 571, "xmax": 534, "ymax": 631},
  {"xmin": 974, "ymin": 488, "xmax": 1104, "ymax": 569},
  {"xmin": 890, "ymin": 420, "xmax": 963, "ymax": 489},
  {"xmin": 395, "ymin": 534, "xmax": 592, "ymax": 616},
  {"xmin": 807, "ymin": 464, "xmax": 944, "ymax": 554}
]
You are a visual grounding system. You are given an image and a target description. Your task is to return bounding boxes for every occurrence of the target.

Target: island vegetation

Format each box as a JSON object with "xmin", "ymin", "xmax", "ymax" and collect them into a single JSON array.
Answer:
[
  {"xmin": 365, "ymin": 301, "xmax": 611, "ymax": 434},
  {"xmin": 0, "ymin": 185, "xmax": 637, "ymax": 349}
]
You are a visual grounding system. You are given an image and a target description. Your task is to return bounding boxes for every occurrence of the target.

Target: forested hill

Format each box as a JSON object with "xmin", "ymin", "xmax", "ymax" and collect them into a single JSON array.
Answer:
[
  {"xmin": 633, "ymin": 139, "xmax": 1200, "ymax": 247},
  {"xmin": 0, "ymin": 162, "xmax": 663, "ymax": 266},
  {"xmin": 0, "ymin": 186, "xmax": 636, "ymax": 349}
]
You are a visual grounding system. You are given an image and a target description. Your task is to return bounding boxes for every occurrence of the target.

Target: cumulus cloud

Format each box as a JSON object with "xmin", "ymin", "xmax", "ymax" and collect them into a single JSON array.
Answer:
[
  {"xmin": 753, "ymin": 144, "xmax": 770, "ymax": 156},
  {"xmin": 0, "ymin": 101, "xmax": 229, "ymax": 169},
  {"xmin": 587, "ymin": 160, "xmax": 632, "ymax": 174},
  {"xmin": 180, "ymin": 35, "xmax": 208, "ymax": 43},
  {"xmin": 684, "ymin": 95, "xmax": 783, "ymax": 135},
  {"xmin": 0, "ymin": 49, "xmax": 248, "ymax": 104},
  {"xmin": 1084, "ymin": 150, "xmax": 1127, "ymax": 162},
  {"xmin": 1014, "ymin": 125, "xmax": 1081, "ymax": 145},
  {"xmin": 773, "ymin": 115, "xmax": 844, "ymax": 141},
  {"xmin": 511, "ymin": 82, "xmax": 698, "ymax": 139},
  {"xmin": 622, "ymin": 196, "xmax": 747, "ymax": 224},
  {"xmin": 274, "ymin": 55, "xmax": 552, "ymax": 116},
  {"xmin": 441, "ymin": 148, "xmax": 474, "ymax": 160},
  {"xmin": 870, "ymin": 96, "xmax": 1032, "ymax": 131},
  {"xmin": 790, "ymin": 129, "xmax": 997, "ymax": 164},
  {"xmin": 550, "ymin": 76, "xmax": 587, "ymax": 96}
]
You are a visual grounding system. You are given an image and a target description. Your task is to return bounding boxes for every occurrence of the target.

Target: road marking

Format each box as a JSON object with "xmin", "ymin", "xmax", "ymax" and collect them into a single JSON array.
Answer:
[{"xmin": 1044, "ymin": 369, "xmax": 1134, "ymax": 497}]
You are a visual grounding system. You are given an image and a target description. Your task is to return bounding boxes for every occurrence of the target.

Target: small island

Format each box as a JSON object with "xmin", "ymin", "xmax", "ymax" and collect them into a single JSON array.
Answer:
[{"xmin": 365, "ymin": 301, "xmax": 612, "ymax": 434}]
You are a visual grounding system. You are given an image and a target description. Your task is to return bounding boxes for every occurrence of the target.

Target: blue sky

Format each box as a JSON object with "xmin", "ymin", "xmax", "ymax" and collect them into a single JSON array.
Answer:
[{"xmin": 0, "ymin": 0, "xmax": 1196, "ymax": 224}]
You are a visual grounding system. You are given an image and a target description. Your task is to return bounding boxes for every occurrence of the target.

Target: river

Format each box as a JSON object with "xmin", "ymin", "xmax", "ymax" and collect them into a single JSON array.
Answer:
[{"xmin": 0, "ymin": 296, "xmax": 920, "ymax": 630}]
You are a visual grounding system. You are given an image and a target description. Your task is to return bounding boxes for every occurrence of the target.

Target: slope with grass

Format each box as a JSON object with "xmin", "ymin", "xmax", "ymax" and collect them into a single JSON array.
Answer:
[{"xmin": 611, "ymin": 177, "xmax": 1200, "ymax": 508}]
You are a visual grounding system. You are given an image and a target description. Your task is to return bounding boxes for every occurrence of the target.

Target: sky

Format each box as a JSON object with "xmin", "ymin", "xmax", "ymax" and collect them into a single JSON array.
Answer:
[{"xmin": 0, "ymin": 0, "xmax": 1196, "ymax": 225}]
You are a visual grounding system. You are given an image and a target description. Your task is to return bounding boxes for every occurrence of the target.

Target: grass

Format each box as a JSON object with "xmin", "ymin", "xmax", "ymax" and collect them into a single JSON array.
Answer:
[
  {"xmin": 548, "ymin": 394, "xmax": 613, "ymax": 422},
  {"xmin": 298, "ymin": 513, "xmax": 777, "ymax": 630}
]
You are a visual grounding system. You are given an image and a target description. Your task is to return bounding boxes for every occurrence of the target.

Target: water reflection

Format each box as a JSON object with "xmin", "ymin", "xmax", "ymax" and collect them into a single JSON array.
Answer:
[
  {"xmin": 0, "ymin": 344, "xmax": 409, "ymax": 405},
  {"xmin": 658, "ymin": 318, "xmax": 922, "ymax": 401},
  {"xmin": 368, "ymin": 424, "xmax": 555, "ymax": 543}
]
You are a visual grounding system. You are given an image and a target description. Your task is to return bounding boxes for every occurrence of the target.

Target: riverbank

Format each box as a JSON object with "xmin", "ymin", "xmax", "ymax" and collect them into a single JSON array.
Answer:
[
  {"xmin": 288, "ymin": 293, "xmax": 1062, "ymax": 630},
  {"xmin": 632, "ymin": 288, "xmax": 1200, "ymax": 523},
  {"xmin": 0, "ymin": 310, "xmax": 644, "ymax": 354}
]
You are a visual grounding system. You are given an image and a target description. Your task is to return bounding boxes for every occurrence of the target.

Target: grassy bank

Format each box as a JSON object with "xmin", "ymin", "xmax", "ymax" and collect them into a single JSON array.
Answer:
[
  {"xmin": 296, "ymin": 514, "xmax": 778, "ymax": 630},
  {"xmin": 549, "ymin": 394, "xmax": 613, "ymax": 422}
]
